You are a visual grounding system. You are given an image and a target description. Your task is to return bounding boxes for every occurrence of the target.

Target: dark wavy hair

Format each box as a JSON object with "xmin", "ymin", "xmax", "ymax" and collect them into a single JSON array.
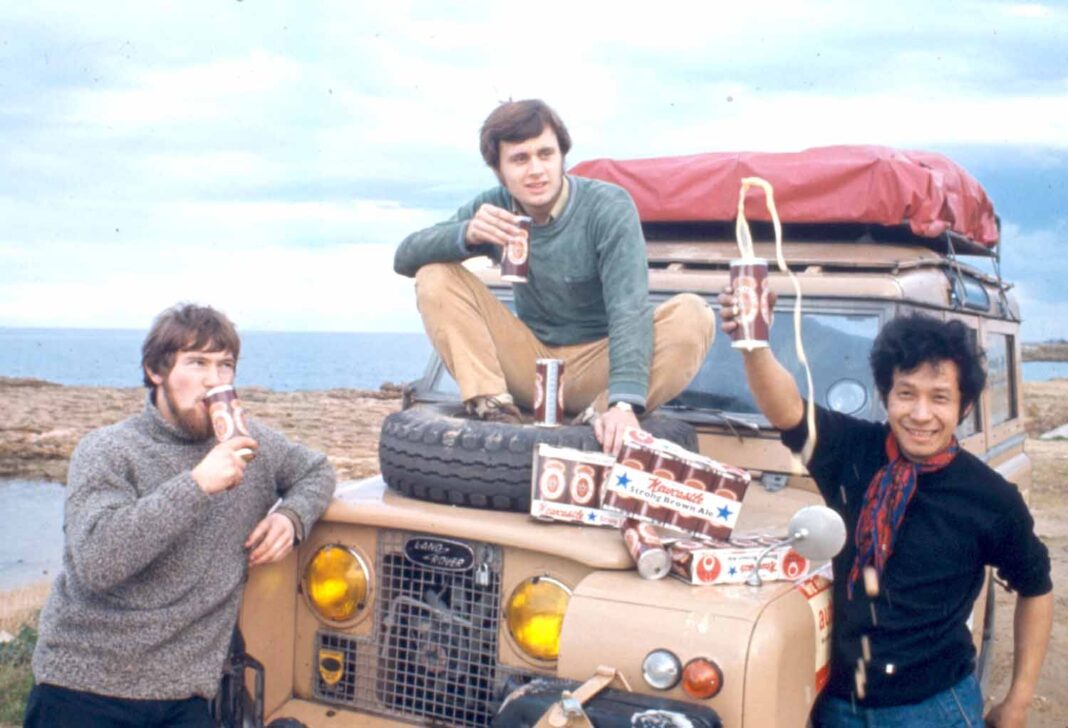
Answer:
[
  {"xmin": 479, "ymin": 99, "xmax": 572, "ymax": 170},
  {"xmin": 870, "ymin": 314, "xmax": 986, "ymax": 421},
  {"xmin": 141, "ymin": 303, "xmax": 240, "ymax": 388}
]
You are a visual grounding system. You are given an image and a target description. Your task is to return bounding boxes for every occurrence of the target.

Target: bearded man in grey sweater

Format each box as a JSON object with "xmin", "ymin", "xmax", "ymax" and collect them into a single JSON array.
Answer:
[{"xmin": 25, "ymin": 304, "xmax": 336, "ymax": 728}]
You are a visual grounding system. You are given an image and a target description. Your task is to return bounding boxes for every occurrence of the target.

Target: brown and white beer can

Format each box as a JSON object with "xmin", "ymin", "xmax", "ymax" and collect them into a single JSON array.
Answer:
[
  {"xmin": 569, "ymin": 463, "xmax": 598, "ymax": 507},
  {"xmin": 203, "ymin": 384, "xmax": 254, "ymax": 461},
  {"xmin": 729, "ymin": 257, "xmax": 771, "ymax": 350},
  {"xmin": 602, "ymin": 436, "xmax": 655, "ymax": 515},
  {"xmin": 672, "ymin": 459, "xmax": 712, "ymax": 533},
  {"xmin": 642, "ymin": 452, "xmax": 684, "ymax": 525},
  {"xmin": 622, "ymin": 518, "xmax": 670, "ymax": 580},
  {"xmin": 501, "ymin": 215, "xmax": 532, "ymax": 283},
  {"xmin": 536, "ymin": 457, "xmax": 569, "ymax": 502},
  {"xmin": 534, "ymin": 358, "xmax": 565, "ymax": 427}
]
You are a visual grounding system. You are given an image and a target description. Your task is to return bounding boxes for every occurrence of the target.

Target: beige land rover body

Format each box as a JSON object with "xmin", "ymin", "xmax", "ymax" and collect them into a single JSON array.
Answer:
[{"xmin": 234, "ymin": 149, "xmax": 1026, "ymax": 728}]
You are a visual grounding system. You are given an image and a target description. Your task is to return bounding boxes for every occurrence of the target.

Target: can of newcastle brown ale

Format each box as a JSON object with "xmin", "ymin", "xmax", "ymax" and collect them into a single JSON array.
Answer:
[{"xmin": 534, "ymin": 358, "xmax": 565, "ymax": 427}]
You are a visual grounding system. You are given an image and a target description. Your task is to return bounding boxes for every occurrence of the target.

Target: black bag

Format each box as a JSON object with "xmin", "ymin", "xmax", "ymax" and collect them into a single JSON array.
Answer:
[{"xmin": 493, "ymin": 674, "xmax": 722, "ymax": 728}]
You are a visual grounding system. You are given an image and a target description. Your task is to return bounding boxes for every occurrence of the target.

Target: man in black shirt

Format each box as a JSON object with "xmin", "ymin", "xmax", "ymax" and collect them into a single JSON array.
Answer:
[{"xmin": 719, "ymin": 299, "xmax": 1052, "ymax": 728}]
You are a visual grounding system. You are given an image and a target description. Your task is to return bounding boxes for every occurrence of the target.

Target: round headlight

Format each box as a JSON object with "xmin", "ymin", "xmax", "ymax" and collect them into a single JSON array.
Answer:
[
  {"xmin": 506, "ymin": 576, "xmax": 570, "ymax": 661},
  {"xmin": 302, "ymin": 544, "xmax": 369, "ymax": 624},
  {"xmin": 642, "ymin": 649, "xmax": 682, "ymax": 690},
  {"xmin": 827, "ymin": 379, "xmax": 867, "ymax": 415}
]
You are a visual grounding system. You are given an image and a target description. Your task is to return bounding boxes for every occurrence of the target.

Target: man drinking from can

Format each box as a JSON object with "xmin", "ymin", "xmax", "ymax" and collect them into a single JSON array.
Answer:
[{"xmin": 395, "ymin": 99, "xmax": 715, "ymax": 454}]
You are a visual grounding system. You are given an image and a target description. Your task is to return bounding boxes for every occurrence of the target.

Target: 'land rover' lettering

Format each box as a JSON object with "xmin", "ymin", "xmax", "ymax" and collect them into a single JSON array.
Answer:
[{"xmin": 403, "ymin": 537, "xmax": 475, "ymax": 572}]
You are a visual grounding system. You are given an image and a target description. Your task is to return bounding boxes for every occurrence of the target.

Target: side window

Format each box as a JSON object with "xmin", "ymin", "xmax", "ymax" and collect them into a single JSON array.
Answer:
[
  {"xmin": 986, "ymin": 333, "xmax": 1017, "ymax": 426},
  {"xmin": 956, "ymin": 327, "xmax": 982, "ymax": 438}
]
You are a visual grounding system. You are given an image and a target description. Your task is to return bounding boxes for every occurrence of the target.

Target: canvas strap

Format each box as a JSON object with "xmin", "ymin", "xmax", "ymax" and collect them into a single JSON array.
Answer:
[{"xmin": 534, "ymin": 665, "xmax": 633, "ymax": 728}]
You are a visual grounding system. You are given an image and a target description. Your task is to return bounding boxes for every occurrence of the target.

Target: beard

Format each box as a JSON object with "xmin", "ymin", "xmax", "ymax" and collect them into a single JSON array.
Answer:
[{"xmin": 159, "ymin": 381, "xmax": 214, "ymax": 440}]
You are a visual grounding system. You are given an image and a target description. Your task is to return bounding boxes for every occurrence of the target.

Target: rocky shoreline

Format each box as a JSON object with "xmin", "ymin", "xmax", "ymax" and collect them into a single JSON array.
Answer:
[
  {"xmin": 1023, "ymin": 341, "xmax": 1068, "ymax": 362},
  {"xmin": 3, "ymin": 375, "xmax": 1066, "ymax": 484},
  {"xmin": 0, "ymin": 377, "xmax": 402, "ymax": 483}
]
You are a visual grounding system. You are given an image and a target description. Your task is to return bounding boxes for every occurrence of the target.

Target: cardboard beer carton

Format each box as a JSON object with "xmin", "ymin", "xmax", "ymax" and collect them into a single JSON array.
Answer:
[
  {"xmin": 530, "ymin": 444, "xmax": 625, "ymax": 527},
  {"xmin": 601, "ymin": 429, "xmax": 751, "ymax": 540},
  {"xmin": 668, "ymin": 535, "xmax": 811, "ymax": 586}
]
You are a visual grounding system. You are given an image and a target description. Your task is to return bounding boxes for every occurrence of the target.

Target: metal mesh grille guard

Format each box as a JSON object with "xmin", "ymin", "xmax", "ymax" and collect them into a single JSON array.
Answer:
[{"xmin": 314, "ymin": 530, "xmax": 524, "ymax": 726}]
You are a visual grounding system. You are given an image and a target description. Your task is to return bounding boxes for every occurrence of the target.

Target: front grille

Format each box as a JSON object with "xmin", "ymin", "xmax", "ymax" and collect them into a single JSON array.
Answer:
[{"xmin": 313, "ymin": 530, "xmax": 524, "ymax": 726}]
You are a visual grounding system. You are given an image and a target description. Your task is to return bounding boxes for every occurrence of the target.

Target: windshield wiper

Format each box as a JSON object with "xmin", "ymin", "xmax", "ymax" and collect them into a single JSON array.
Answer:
[{"xmin": 660, "ymin": 404, "xmax": 763, "ymax": 438}]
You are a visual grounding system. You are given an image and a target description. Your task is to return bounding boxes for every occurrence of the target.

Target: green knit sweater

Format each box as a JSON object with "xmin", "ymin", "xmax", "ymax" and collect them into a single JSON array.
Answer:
[
  {"xmin": 32, "ymin": 397, "xmax": 335, "ymax": 700},
  {"xmin": 394, "ymin": 175, "xmax": 653, "ymax": 406}
]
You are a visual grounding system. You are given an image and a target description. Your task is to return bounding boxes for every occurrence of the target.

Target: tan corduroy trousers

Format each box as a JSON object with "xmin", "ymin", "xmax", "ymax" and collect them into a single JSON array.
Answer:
[{"xmin": 414, "ymin": 262, "xmax": 715, "ymax": 415}]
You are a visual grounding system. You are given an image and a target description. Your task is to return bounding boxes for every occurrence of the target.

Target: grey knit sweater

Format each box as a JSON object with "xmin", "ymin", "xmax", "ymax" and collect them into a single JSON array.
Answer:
[{"xmin": 32, "ymin": 397, "xmax": 335, "ymax": 700}]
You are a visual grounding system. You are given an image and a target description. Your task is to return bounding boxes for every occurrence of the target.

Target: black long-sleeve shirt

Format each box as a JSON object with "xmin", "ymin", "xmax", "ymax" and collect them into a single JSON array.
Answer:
[{"xmin": 782, "ymin": 405, "xmax": 1051, "ymax": 707}]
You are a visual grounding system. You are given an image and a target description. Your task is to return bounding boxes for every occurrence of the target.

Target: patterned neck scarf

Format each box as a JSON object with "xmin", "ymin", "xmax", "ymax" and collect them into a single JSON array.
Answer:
[{"xmin": 848, "ymin": 433, "xmax": 960, "ymax": 599}]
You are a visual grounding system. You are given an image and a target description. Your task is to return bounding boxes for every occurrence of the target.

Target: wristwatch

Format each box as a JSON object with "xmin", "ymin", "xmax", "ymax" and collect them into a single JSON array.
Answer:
[{"xmin": 610, "ymin": 401, "xmax": 634, "ymax": 413}]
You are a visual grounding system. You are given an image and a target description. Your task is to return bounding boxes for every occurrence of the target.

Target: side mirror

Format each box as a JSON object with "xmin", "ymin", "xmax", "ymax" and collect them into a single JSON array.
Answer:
[{"xmin": 745, "ymin": 505, "xmax": 846, "ymax": 587}]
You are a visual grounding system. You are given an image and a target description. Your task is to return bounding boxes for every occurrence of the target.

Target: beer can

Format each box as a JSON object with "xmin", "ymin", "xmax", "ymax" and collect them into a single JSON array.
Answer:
[
  {"xmin": 622, "ymin": 518, "xmax": 670, "ymax": 580},
  {"xmin": 602, "ymin": 432, "xmax": 655, "ymax": 515},
  {"xmin": 729, "ymin": 257, "xmax": 771, "ymax": 350},
  {"xmin": 642, "ymin": 453, "xmax": 684, "ymax": 525},
  {"xmin": 501, "ymin": 215, "xmax": 532, "ymax": 283},
  {"xmin": 203, "ymin": 384, "xmax": 253, "ymax": 461},
  {"xmin": 534, "ymin": 358, "xmax": 565, "ymax": 427},
  {"xmin": 672, "ymin": 460, "xmax": 712, "ymax": 533}
]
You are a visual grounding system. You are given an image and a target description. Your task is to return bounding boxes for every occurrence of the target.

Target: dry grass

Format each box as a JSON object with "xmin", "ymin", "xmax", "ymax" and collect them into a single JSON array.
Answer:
[
  {"xmin": 0, "ymin": 583, "xmax": 43, "ymax": 727},
  {"xmin": 0, "ymin": 581, "xmax": 48, "ymax": 636}
]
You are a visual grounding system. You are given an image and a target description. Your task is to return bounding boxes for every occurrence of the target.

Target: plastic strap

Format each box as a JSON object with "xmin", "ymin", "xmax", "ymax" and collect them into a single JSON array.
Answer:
[{"xmin": 736, "ymin": 177, "xmax": 817, "ymax": 467}]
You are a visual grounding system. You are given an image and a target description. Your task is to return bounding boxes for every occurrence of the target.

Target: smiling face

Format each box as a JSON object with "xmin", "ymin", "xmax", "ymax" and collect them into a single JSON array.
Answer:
[
  {"xmin": 148, "ymin": 348, "xmax": 236, "ymax": 439},
  {"xmin": 885, "ymin": 360, "xmax": 965, "ymax": 462},
  {"xmin": 495, "ymin": 126, "xmax": 565, "ymax": 224}
]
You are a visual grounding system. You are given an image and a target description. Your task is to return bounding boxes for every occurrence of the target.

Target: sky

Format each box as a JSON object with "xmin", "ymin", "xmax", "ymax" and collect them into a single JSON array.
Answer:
[{"xmin": 1, "ymin": 1, "xmax": 1066, "ymax": 340}]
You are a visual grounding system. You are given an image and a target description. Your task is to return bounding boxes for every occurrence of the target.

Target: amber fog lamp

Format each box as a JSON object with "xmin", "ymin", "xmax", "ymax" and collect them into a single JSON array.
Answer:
[
  {"xmin": 303, "ymin": 545, "xmax": 369, "ymax": 623},
  {"xmin": 506, "ymin": 576, "xmax": 570, "ymax": 661},
  {"xmin": 682, "ymin": 657, "xmax": 724, "ymax": 699}
]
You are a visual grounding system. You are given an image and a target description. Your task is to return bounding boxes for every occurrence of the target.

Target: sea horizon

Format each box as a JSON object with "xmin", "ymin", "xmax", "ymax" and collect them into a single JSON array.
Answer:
[{"xmin": 0, "ymin": 327, "xmax": 433, "ymax": 392}]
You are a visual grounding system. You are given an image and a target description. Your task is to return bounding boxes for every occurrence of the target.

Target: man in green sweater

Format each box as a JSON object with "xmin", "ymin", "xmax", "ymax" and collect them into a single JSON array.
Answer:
[
  {"xmin": 395, "ymin": 99, "xmax": 715, "ymax": 454},
  {"xmin": 26, "ymin": 304, "xmax": 336, "ymax": 727}
]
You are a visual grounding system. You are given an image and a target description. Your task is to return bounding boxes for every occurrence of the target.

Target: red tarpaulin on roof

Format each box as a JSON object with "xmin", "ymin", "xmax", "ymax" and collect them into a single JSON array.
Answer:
[{"xmin": 569, "ymin": 145, "xmax": 999, "ymax": 248}]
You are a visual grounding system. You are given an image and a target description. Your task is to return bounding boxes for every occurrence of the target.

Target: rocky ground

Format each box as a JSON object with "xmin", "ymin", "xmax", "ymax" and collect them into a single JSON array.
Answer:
[
  {"xmin": 1023, "ymin": 341, "xmax": 1068, "ymax": 362},
  {"xmin": 1, "ymin": 376, "xmax": 1066, "ymax": 725},
  {"xmin": 0, "ymin": 377, "xmax": 403, "ymax": 483}
]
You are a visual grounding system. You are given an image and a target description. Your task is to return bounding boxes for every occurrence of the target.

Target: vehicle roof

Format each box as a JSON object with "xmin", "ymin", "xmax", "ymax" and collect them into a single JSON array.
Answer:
[{"xmin": 570, "ymin": 145, "xmax": 999, "ymax": 252}]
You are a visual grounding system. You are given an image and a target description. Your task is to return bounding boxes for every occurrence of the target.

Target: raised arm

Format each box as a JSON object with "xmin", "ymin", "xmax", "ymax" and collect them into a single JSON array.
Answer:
[
  {"xmin": 718, "ymin": 285, "xmax": 804, "ymax": 430},
  {"xmin": 394, "ymin": 190, "xmax": 510, "ymax": 277}
]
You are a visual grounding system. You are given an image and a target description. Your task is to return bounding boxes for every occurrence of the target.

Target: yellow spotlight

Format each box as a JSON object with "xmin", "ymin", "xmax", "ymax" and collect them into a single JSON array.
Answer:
[
  {"xmin": 303, "ymin": 545, "xmax": 369, "ymax": 624},
  {"xmin": 506, "ymin": 576, "xmax": 570, "ymax": 661}
]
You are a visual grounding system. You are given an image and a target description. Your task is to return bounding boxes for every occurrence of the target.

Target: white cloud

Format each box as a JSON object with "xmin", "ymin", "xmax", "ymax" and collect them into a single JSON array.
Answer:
[
  {"xmin": 72, "ymin": 51, "xmax": 304, "ymax": 126},
  {"xmin": 0, "ymin": 242, "xmax": 424, "ymax": 332},
  {"xmin": 1, "ymin": 0, "xmax": 1066, "ymax": 336}
]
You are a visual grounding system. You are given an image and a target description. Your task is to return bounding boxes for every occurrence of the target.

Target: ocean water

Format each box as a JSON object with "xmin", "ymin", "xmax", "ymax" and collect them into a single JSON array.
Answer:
[
  {"xmin": 1022, "ymin": 360, "xmax": 1068, "ymax": 381},
  {"xmin": 0, "ymin": 328, "xmax": 432, "ymax": 391},
  {"xmin": 0, "ymin": 480, "xmax": 64, "ymax": 591},
  {"xmin": 2, "ymin": 327, "xmax": 1063, "ymax": 391}
]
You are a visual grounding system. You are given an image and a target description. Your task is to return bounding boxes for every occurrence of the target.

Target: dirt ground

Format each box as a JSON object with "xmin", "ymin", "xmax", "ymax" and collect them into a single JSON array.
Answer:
[
  {"xmin": 1, "ymin": 376, "xmax": 1066, "ymax": 725},
  {"xmin": 0, "ymin": 377, "xmax": 403, "ymax": 483}
]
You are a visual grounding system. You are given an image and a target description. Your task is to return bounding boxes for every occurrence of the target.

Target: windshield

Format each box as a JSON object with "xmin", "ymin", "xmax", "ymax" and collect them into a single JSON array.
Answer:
[
  {"xmin": 423, "ymin": 301, "xmax": 883, "ymax": 423},
  {"xmin": 668, "ymin": 309, "xmax": 882, "ymax": 422}
]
